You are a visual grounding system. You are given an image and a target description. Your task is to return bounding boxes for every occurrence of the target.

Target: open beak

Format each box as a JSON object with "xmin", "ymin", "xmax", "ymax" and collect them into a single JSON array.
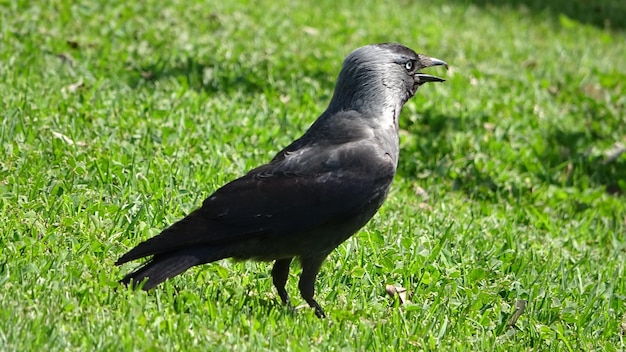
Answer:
[{"xmin": 416, "ymin": 56, "xmax": 448, "ymax": 84}]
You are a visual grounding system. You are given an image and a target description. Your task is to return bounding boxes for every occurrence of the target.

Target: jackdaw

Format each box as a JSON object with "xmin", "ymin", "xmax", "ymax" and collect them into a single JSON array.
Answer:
[{"xmin": 115, "ymin": 43, "xmax": 447, "ymax": 318}]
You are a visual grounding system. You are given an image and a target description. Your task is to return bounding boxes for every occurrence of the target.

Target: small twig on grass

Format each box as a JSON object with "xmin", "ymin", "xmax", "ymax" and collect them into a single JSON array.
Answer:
[{"xmin": 507, "ymin": 299, "xmax": 527, "ymax": 329}]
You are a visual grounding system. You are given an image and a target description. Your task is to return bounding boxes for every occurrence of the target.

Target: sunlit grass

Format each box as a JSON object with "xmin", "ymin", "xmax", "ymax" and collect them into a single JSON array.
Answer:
[{"xmin": 1, "ymin": 0, "xmax": 625, "ymax": 350}]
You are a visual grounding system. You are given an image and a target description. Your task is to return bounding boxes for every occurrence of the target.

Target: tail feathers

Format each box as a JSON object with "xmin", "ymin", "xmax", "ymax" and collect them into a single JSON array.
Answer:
[
  {"xmin": 119, "ymin": 247, "xmax": 219, "ymax": 290},
  {"xmin": 115, "ymin": 208, "xmax": 211, "ymax": 266}
]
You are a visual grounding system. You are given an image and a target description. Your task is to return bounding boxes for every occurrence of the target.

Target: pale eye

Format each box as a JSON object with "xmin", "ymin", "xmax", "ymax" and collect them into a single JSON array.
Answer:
[{"xmin": 405, "ymin": 60, "xmax": 414, "ymax": 71}]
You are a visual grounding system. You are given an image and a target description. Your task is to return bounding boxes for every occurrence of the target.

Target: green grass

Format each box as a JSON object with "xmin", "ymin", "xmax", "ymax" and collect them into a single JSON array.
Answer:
[{"xmin": 1, "ymin": 0, "xmax": 625, "ymax": 350}]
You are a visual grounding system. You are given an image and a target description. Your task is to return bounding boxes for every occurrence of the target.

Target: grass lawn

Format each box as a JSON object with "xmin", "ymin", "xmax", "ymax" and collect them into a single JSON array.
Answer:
[{"xmin": 1, "ymin": 0, "xmax": 625, "ymax": 350}]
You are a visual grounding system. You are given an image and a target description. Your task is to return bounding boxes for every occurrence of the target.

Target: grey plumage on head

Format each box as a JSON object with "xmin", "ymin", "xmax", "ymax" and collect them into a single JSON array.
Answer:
[{"xmin": 327, "ymin": 43, "xmax": 447, "ymax": 114}]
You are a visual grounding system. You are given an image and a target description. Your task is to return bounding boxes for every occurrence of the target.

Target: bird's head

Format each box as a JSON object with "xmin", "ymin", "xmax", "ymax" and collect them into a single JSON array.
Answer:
[{"xmin": 327, "ymin": 43, "xmax": 447, "ymax": 114}]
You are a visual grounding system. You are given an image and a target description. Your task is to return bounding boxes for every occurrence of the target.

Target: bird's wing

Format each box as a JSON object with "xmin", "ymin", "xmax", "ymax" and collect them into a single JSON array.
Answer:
[
  {"xmin": 116, "ymin": 163, "xmax": 394, "ymax": 264},
  {"xmin": 204, "ymin": 169, "xmax": 390, "ymax": 236}
]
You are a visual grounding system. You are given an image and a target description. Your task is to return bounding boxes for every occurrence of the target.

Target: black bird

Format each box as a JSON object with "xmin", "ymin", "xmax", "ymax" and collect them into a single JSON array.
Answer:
[{"xmin": 115, "ymin": 43, "xmax": 447, "ymax": 318}]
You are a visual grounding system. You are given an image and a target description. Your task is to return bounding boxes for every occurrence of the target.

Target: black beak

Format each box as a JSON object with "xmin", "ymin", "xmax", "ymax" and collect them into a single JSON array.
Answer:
[{"xmin": 416, "ymin": 56, "xmax": 448, "ymax": 84}]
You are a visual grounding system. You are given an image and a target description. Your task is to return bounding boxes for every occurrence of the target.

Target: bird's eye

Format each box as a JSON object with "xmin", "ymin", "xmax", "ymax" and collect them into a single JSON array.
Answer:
[{"xmin": 405, "ymin": 60, "xmax": 414, "ymax": 71}]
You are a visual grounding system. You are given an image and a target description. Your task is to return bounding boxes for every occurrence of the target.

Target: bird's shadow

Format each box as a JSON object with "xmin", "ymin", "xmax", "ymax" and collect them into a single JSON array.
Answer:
[{"xmin": 161, "ymin": 269, "xmax": 320, "ymax": 319}]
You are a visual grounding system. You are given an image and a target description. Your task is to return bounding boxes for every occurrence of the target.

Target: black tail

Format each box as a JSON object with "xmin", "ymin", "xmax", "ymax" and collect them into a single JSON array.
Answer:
[
  {"xmin": 115, "ymin": 208, "xmax": 213, "ymax": 266},
  {"xmin": 119, "ymin": 247, "xmax": 220, "ymax": 290}
]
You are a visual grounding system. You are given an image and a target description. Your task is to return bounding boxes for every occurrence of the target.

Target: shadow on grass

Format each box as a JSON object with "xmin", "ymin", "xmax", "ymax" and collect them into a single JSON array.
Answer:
[
  {"xmin": 453, "ymin": 0, "xmax": 626, "ymax": 30},
  {"xmin": 127, "ymin": 56, "xmax": 268, "ymax": 95},
  {"xmin": 397, "ymin": 110, "xmax": 625, "ymax": 202},
  {"xmin": 531, "ymin": 129, "xmax": 625, "ymax": 196},
  {"xmin": 125, "ymin": 54, "xmax": 336, "ymax": 97}
]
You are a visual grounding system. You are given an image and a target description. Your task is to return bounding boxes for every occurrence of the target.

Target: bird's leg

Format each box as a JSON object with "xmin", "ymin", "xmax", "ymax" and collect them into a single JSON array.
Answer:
[
  {"xmin": 272, "ymin": 258, "xmax": 294, "ymax": 307},
  {"xmin": 298, "ymin": 255, "xmax": 328, "ymax": 318}
]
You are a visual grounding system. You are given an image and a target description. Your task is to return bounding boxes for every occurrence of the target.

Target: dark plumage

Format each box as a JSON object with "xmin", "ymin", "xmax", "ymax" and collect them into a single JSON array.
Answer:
[{"xmin": 115, "ymin": 43, "xmax": 447, "ymax": 318}]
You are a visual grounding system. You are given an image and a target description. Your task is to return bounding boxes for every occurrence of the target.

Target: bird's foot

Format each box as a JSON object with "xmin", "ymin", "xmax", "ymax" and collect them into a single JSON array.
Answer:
[{"xmin": 309, "ymin": 300, "xmax": 326, "ymax": 318}]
